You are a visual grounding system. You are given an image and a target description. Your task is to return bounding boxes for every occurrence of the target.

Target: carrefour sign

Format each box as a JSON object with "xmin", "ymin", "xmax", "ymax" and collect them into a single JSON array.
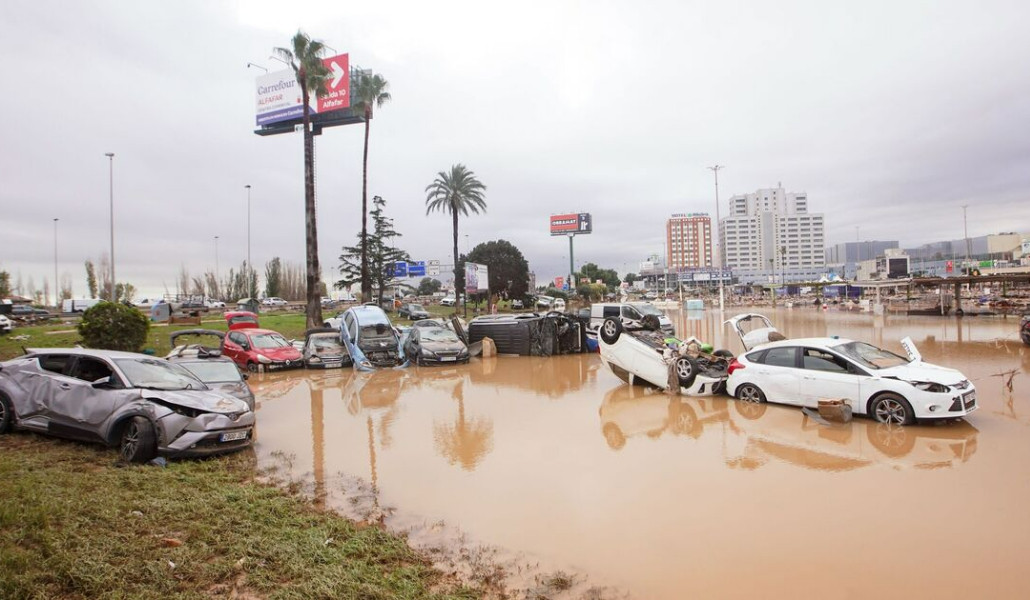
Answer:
[{"xmin": 255, "ymin": 53, "xmax": 350, "ymax": 126}]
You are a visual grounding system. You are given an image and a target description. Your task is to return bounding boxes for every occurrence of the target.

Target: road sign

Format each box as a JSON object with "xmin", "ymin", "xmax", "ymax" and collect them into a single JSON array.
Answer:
[
  {"xmin": 427, "ymin": 260, "xmax": 440, "ymax": 276},
  {"xmin": 393, "ymin": 261, "xmax": 408, "ymax": 278},
  {"xmin": 409, "ymin": 261, "xmax": 426, "ymax": 277}
]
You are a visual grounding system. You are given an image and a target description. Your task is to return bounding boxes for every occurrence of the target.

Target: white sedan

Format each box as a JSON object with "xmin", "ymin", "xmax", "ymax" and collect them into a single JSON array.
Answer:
[{"xmin": 726, "ymin": 337, "xmax": 977, "ymax": 424}]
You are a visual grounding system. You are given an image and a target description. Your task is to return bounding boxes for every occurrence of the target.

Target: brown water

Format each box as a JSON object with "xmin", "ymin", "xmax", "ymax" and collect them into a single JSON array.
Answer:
[{"xmin": 252, "ymin": 308, "xmax": 1030, "ymax": 599}]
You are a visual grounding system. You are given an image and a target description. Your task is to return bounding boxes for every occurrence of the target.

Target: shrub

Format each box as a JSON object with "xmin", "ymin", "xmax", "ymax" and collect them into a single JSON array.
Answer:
[{"xmin": 77, "ymin": 301, "xmax": 149, "ymax": 352}]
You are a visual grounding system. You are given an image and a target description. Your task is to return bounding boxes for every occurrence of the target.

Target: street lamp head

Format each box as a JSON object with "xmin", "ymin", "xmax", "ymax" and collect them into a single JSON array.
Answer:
[
  {"xmin": 244, "ymin": 184, "xmax": 251, "ymax": 190},
  {"xmin": 105, "ymin": 152, "xmax": 114, "ymax": 158}
]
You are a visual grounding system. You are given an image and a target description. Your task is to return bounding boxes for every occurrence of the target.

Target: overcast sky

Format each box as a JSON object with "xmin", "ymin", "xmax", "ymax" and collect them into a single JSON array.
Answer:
[{"xmin": 2, "ymin": 0, "xmax": 1029, "ymax": 299}]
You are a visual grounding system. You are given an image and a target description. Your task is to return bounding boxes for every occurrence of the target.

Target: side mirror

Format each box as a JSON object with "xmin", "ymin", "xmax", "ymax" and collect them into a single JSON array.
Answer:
[
  {"xmin": 240, "ymin": 342, "xmax": 250, "ymax": 351},
  {"xmin": 91, "ymin": 377, "xmax": 111, "ymax": 389}
]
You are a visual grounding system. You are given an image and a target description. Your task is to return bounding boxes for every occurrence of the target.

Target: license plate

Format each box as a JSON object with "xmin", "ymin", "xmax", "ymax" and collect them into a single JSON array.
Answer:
[
  {"xmin": 963, "ymin": 391, "xmax": 976, "ymax": 409},
  {"xmin": 441, "ymin": 356, "xmax": 456, "ymax": 362},
  {"xmin": 325, "ymin": 363, "xmax": 342, "ymax": 369},
  {"xmin": 220, "ymin": 430, "xmax": 249, "ymax": 442}
]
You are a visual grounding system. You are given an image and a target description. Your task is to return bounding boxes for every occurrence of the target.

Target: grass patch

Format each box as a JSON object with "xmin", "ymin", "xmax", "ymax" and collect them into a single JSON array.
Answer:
[{"xmin": 0, "ymin": 433, "xmax": 478, "ymax": 600}]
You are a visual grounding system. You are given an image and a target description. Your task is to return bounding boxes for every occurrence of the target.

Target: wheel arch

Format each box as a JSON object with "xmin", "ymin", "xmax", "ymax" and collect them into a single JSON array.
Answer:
[{"xmin": 865, "ymin": 389, "xmax": 910, "ymax": 417}]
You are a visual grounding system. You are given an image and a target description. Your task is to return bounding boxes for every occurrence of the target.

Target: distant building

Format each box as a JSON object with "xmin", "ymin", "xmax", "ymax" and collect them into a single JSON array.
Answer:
[
  {"xmin": 825, "ymin": 240, "xmax": 900, "ymax": 280},
  {"xmin": 720, "ymin": 184, "xmax": 826, "ymax": 283},
  {"xmin": 665, "ymin": 213, "xmax": 712, "ymax": 271}
]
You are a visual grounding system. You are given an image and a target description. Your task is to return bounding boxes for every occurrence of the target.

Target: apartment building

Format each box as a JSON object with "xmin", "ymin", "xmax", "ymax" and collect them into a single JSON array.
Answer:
[{"xmin": 666, "ymin": 213, "xmax": 712, "ymax": 270}]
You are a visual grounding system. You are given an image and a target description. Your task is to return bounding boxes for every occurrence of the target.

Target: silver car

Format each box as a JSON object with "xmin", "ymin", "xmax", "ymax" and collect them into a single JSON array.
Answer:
[{"xmin": 0, "ymin": 348, "xmax": 255, "ymax": 462}]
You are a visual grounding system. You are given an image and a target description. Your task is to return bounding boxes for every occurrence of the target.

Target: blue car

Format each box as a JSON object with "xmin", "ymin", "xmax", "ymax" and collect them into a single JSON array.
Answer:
[{"xmin": 338, "ymin": 304, "xmax": 406, "ymax": 369}]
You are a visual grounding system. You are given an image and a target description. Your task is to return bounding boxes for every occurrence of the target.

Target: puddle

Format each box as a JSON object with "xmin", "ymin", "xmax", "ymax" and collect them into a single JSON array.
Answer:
[{"xmin": 251, "ymin": 308, "xmax": 1030, "ymax": 599}]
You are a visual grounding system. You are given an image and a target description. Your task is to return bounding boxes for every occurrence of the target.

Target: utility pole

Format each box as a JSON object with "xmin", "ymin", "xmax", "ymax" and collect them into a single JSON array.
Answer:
[
  {"xmin": 245, "ymin": 184, "xmax": 252, "ymax": 295},
  {"xmin": 105, "ymin": 152, "xmax": 116, "ymax": 302},
  {"xmin": 707, "ymin": 165, "xmax": 725, "ymax": 311},
  {"xmin": 53, "ymin": 218, "xmax": 59, "ymax": 308},
  {"xmin": 961, "ymin": 204, "xmax": 971, "ymax": 265}
]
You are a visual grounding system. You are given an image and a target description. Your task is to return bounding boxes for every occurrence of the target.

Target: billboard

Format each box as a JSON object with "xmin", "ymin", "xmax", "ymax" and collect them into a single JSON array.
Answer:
[
  {"xmin": 255, "ymin": 53, "xmax": 350, "ymax": 126},
  {"xmin": 549, "ymin": 213, "xmax": 592, "ymax": 236},
  {"xmin": 465, "ymin": 263, "xmax": 489, "ymax": 294}
]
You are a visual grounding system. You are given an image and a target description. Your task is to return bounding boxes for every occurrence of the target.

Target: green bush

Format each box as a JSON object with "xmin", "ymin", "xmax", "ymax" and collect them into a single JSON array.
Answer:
[{"xmin": 77, "ymin": 302, "xmax": 150, "ymax": 352}]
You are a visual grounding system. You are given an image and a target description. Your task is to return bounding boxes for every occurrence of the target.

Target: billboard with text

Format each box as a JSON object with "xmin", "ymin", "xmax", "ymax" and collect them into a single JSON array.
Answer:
[
  {"xmin": 549, "ymin": 213, "xmax": 592, "ymax": 236},
  {"xmin": 255, "ymin": 53, "xmax": 350, "ymax": 126},
  {"xmin": 465, "ymin": 263, "xmax": 489, "ymax": 294}
]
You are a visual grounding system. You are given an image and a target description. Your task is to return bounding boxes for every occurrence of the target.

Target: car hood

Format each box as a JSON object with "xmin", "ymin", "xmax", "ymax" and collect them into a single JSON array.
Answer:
[
  {"xmin": 878, "ymin": 362, "xmax": 967, "ymax": 386},
  {"xmin": 256, "ymin": 347, "xmax": 303, "ymax": 360},
  {"xmin": 421, "ymin": 339, "xmax": 467, "ymax": 352},
  {"xmin": 148, "ymin": 389, "xmax": 251, "ymax": 414}
]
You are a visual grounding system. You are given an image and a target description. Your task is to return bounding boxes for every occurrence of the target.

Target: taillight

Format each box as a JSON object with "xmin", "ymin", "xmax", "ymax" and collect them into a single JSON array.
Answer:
[{"xmin": 727, "ymin": 358, "xmax": 745, "ymax": 375}]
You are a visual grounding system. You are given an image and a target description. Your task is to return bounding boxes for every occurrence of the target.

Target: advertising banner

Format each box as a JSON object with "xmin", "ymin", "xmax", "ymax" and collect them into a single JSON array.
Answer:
[
  {"xmin": 255, "ymin": 53, "xmax": 350, "ymax": 126},
  {"xmin": 554, "ymin": 276, "xmax": 564, "ymax": 289},
  {"xmin": 549, "ymin": 213, "xmax": 592, "ymax": 236},
  {"xmin": 465, "ymin": 263, "xmax": 489, "ymax": 294}
]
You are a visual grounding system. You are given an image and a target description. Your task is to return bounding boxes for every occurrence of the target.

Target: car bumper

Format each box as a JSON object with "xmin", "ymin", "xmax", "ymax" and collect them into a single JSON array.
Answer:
[
  {"xmin": 306, "ymin": 358, "xmax": 349, "ymax": 369},
  {"xmin": 417, "ymin": 356, "xmax": 469, "ymax": 365},
  {"xmin": 912, "ymin": 388, "xmax": 979, "ymax": 420},
  {"xmin": 159, "ymin": 412, "xmax": 256, "ymax": 457}
]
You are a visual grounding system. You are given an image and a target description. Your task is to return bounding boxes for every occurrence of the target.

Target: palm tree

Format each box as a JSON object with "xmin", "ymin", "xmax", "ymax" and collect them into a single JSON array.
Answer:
[
  {"xmin": 425, "ymin": 164, "xmax": 487, "ymax": 299},
  {"xmin": 352, "ymin": 72, "xmax": 391, "ymax": 302},
  {"xmin": 274, "ymin": 30, "xmax": 330, "ymax": 328}
]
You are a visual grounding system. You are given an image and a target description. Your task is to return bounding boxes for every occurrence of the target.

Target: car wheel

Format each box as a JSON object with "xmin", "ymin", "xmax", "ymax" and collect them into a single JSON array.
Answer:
[
  {"xmin": 675, "ymin": 356, "xmax": 698, "ymax": 388},
  {"xmin": 736, "ymin": 383, "xmax": 766, "ymax": 404},
  {"xmin": 246, "ymin": 362, "xmax": 258, "ymax": 373},
  {"xmin": 120, "ymin": 417, "xmax": 157, "ymax": 464},
  {"xmin": 733, "ymin": 399, "xmax": 767, "ymax": 420},
  {"xmin": 867, "ymin": 422, "xmax": 917, "ymax": 457},
  {"xmin": 600, "ymin": 317, "xmax": 622, "ymax": 344},
  {"xmin": 0, "ymin": 392, "xmax": 13, "ymax": 434},
  {"xmin": 870, "ymin": 393, "xmax": 915, "ymax": 425}
]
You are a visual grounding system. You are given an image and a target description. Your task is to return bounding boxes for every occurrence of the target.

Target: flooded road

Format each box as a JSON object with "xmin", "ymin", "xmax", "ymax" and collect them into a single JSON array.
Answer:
[{"xmin": 252, "ymin": 308, "xmax": 1030, "ymax": 599}]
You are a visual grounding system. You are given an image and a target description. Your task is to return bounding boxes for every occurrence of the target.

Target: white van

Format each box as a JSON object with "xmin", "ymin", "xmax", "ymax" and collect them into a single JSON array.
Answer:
[
  {"xmin": 589, "ymin": 302, "xmax": 675, "ymax": 336},
  {"xmin": 61, "ymin": 298, "xmax": 102, "ymax": 313}
]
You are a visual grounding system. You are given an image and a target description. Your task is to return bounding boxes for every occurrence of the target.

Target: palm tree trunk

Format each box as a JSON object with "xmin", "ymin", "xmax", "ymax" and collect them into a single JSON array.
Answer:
[
  {"xmin": 360, "ymin": 114, "xmax": 371, "ymax": 301},
  {"xmin": 452, "ymin": 208, "xmax": 461, "ymax": 300},
  {"xmin": 302, "ymin": 88, "xmax": 322, "ymax": 329}
]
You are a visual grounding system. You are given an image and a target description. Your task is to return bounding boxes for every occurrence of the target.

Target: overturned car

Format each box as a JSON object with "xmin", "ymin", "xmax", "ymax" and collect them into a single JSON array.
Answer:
[
  {"xmin": 467, "ymin": 312, "xmax": 581, "ymax": 356},
  {"xmin": 597, "ymin": 316, "xmax": 732, "ymax": 395}
]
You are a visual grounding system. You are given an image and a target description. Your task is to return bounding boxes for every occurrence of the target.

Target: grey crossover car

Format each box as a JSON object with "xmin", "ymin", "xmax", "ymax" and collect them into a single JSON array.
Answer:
[{"xmin": 0, "ymin": 348, "xmax": 255, "ymax": 462}]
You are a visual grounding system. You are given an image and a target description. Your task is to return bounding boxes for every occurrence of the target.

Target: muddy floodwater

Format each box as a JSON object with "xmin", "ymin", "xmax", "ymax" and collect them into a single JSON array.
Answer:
[{"xmin": 252, "ymin": 308, "xmax": 1030, "ymax": 599}]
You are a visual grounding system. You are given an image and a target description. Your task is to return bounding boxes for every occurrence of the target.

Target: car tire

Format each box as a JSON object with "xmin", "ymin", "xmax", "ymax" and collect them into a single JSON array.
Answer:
[
  {"xmin": 120, "ymin": 416, "xmax": 157, "ymax": 464},
  {"xmin": 600, "ymin": 317, "xmax": 622, "ymax": 344},
  {"xmin": 735, "ymin": 383, "xmax": 766, "ymax": 404},
  {"xmin": 246, "ymin": 362, "xmax": 258, "ymax": 373},
  {"xmin": 869, "ymin": 393, "xmax": 916, "ymax": 425},
  {"xmin": 0, "ymin": 392, "xmax": 13, "ymax": 434},
  {"xmin": 674, "ymin": 356, "xmax": 698, "ymax": 388},
  {"xmin": 867, "ymin": 422, "xmax": 917, "ymax": 457}
]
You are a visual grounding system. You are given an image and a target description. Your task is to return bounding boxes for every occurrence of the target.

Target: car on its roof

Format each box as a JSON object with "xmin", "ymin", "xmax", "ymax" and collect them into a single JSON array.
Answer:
[
  {"xmin": 0, "ymin": 348, "xmax": 254, "ymax": 462},
  {"xmin": 724, "ymin": 313, "xmax": 977, "ymax": 425},
  {"xmin": 165, "ymin": 329, "xmax": 255, "ymax": 409}
]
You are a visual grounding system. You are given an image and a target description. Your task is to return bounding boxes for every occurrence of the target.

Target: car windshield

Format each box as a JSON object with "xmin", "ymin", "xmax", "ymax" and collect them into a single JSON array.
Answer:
[
  {"xmin": 251, "ymin": 333, "xmax": 290, "ymax": 349},
  {"xmin": 633, "ymin": 304, "xmax": 663, "ymax": 316},
  {"xmin": 834, "ymin": 341, "xmax": 909, "ymax": 369},
  {"xmin": 423, "ymin": 328, "xmax": 460, "ymax": 343},
  {"xmin": 409, "ymin": 304, "xmax": 424, "ymax": 311},
  {"xmin": 114, "ymin": 358, "xmax": 207, "ymax": 390},
  {"xmin": 228, "ymin": 315, "xmax": 258, "ymax": 327},
  {"xmin": 308, "ymin": 335, "xmax": 344, "ymax": 354},
  {"xmin": 178, "ymin": 361, "xmax": 243, "ymax": 383}
]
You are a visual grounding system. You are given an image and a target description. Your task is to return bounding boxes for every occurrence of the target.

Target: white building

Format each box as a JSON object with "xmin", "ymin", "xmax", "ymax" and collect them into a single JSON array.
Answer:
[{"xmin": 719, "ymin": 184, "xmax": 826, "ymax": 283}]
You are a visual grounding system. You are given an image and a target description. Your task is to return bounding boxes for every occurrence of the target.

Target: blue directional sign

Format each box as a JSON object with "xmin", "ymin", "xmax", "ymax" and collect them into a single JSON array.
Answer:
[
  {"xmin": 393, "ymin": 261, "xmax": 408, "ymax": 277},
  {"xmin": 408, "ymin": 261, "xmax": 426, "ymax": 277}
]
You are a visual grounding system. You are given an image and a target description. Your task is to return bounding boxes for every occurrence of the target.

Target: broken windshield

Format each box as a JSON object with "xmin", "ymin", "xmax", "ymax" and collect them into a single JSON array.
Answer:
[{"xmin": 834, "ymin": 341, "xmax": 908, "ymax": 370}]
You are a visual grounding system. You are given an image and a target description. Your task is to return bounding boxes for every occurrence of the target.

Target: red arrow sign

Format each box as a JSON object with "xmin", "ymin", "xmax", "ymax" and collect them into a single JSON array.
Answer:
[{"xmin": 318, "ymin": 53, "xmax": 350, "ymax": 113}]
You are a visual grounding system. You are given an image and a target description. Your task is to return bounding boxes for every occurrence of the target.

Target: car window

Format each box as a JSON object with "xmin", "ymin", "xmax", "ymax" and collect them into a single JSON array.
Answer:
[
  {"xmin": 762, "ymin": 347, "xmax": 797, "ymax": 368},
  {"xmin": 69, "ymin": 357, "xmax": 114, "ymax": 383},
  {"xmin": 602, "ymin": 306, "xmax": 619, "ymax": 318},
  {"xmin": 745, "ymin": 350, "xmax": 766, "ymax": 363},
  {"xmin": 251, "ymin": 333, "xmax": 290, "ymax": 349},
  {"xmin": 179, "ymin": 361, "xmax": 243, "ymax": 383},
  {"xmin": 834, "ymin": 341, "xmax": 908, "ymax": 370},
  {"xmin": 622, "ymin": 307, "xmax": 642, "ymax": 320},
  {"xmin": 801, "ymin": 348, "xmax": 849, "ymax": 373},
  {"xmin": 114, "ymin": 358, "xmax": 206, "ymax": 390},
  {"xmin": 228, "ymin": 332, "xmax": 246, "ymax": 345},
  {"xmin": 38, "ymin": 354, "xmax": 71, "ymax": 375}
]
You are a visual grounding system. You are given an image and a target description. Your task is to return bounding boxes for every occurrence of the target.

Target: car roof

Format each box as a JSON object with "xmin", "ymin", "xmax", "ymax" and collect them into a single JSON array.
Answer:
[
  {"xmin": 26, "ymin": 347, "xmax": 150, "ymax": 360},
  {"xmin": 346, "ymin": 304, "xmax": 391, "ymax": 322},
  {"xmin": 749, "ymin": 337, "xmax": 856, "ymax": 351}
]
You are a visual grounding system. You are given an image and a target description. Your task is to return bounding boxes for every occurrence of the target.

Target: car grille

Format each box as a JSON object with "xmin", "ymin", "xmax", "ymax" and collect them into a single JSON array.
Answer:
[{"xmin": 950, "ymin": 391, "xmax": 976, "ymax": 412}]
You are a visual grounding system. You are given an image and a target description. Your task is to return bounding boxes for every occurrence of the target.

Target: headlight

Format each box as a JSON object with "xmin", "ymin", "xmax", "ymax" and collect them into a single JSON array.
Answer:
[
  {"xmin": 257, "ymin": 354, "xmax": 272, "ymax": 364},
  {"xmin": 308, "ymin": 356, "xmax": 322, "ymax": 363},
  {"xmin": 912, "ymin": 381, "xmax": 949, "ymax": 393}
]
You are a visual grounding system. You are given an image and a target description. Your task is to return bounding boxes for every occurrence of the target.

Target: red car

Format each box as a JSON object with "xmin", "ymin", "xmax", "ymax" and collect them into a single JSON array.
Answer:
[{"xmin": 221, "ymin": 311, "xmax": 302, "ymax": 371}]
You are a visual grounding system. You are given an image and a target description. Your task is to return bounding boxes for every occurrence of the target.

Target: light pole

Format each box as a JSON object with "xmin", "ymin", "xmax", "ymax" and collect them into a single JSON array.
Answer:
[
  {"xmin": 105, "ymin": 152, "xmax": 115, "ymax": 301},
  {"xmin": 214, "ymin": 235, "xmax": 220, "ymax": 283},
  {"xmin": 53, "ymin": 218, "xmax": 58, "ymax": 308},
  {"xmin": 707, "ymin": 165, "xmax": 725, "ymax": 311},
  {"xmin": 961, "ymin": 204, "xmax": 971, "ymax": 266},
  {"xmin": 245, "ymin": 184, "xmax": 252, "ymax": 294}
]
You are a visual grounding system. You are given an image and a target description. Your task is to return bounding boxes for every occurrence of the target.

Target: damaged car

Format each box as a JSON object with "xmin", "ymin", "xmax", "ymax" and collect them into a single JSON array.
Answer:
[
  {"xmin": 467, "ymin": 312, "xmax": 581, "ymax": 355},
  {"xmin": 597, "ymin": 316, "xmax": 732, "ymax": 395},
  {"xmin": 403, "ymin": 325, "xmax": 470, "ymax": 366},
  {"xmin": 724, "ymin": 313, "xmax": 977, "ymax": 425},
  {"xmin": 166, "ymin": 330, "xmax": 255, "ymax": 409},
  {"xmin": 0, "ymin": 348, "xmax": 254, "ymax": 462},
  {"xmin": 302, "ymin": 327, "xmax": 352, "ymax": 369},
  {"xmin": 221, "ymin": 311, "xmax": 303, "ymax": 372},
  {"xmin": 339, "ymin": 304, "xmax": 405, "ymax": 369}
]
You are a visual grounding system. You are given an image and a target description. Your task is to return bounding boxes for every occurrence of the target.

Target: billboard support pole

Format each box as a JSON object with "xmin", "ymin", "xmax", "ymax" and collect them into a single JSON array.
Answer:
[{"xmin": 568, "ymin": 233, "xmax": 575, "ymax": 297}]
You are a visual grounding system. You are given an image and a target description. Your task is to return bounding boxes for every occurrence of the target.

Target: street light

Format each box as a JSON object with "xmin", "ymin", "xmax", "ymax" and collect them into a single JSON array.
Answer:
[
  {"xmin": 961, "ymin": 204, "xmax": 971, "ymax": 266},
  {"xmin": 105, "ymin": 152, "xmax": 115, "ymax": 302},
  {"xmin": 707, "ymin": 165, "xmax": 725, "ymax": 311},
  {"xmin": 214, "ymin": 235, "xmax": 220, "ymax": 283},
  {"xmin": 53, "ymin": 218, "xmax": 58, "ymax": 308},
  {"xmin": 245, "ymin": 184, "xmax": 252, "ymax": 293}
]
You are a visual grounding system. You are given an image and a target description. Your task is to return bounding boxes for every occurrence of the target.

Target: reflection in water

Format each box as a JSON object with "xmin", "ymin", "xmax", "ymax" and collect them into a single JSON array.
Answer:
[
  {"xmin": 433, "ymin": 376, "xmax": 494, "ymax": 471},
  {"xmin": 599, "ymin": 383, "xmax": 979, "ymax": 472},
  {"xmin": 252, "ymin": 308, "xmax": 1029, "ymax": 600}
]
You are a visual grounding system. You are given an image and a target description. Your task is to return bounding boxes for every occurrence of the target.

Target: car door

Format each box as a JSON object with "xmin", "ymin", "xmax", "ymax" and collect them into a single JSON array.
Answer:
[
  {"xmin": 752, "ymin": 346, "xmax": 802, "ymax": 405},
  {"xmin": 18, "ymin": 353, "xmax": 74, "ymax": 427},
  {"xmin": 48, "ymin": 356, "xmax": 134, "ymax": 439},
  {"xmin": 621, "ymin": 306, "xmax": 644, "ymax": 329},
  {"xmin": 797, "ymin": 347, "xmax": 862, "ymax": 408},
  {"xmin": 222, "ymin": 331, "xmax": 247, "ymax": 367}
]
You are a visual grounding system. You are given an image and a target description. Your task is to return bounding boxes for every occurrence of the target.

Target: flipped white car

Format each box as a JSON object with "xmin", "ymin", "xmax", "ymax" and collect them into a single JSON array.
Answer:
[
  {"xmin": 597, "ymin": 317, "xmax": 731, "ymax": 395},
  {"xmin": 724, "ymin": 313, "xmax": 977, "ymax": 425}
]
